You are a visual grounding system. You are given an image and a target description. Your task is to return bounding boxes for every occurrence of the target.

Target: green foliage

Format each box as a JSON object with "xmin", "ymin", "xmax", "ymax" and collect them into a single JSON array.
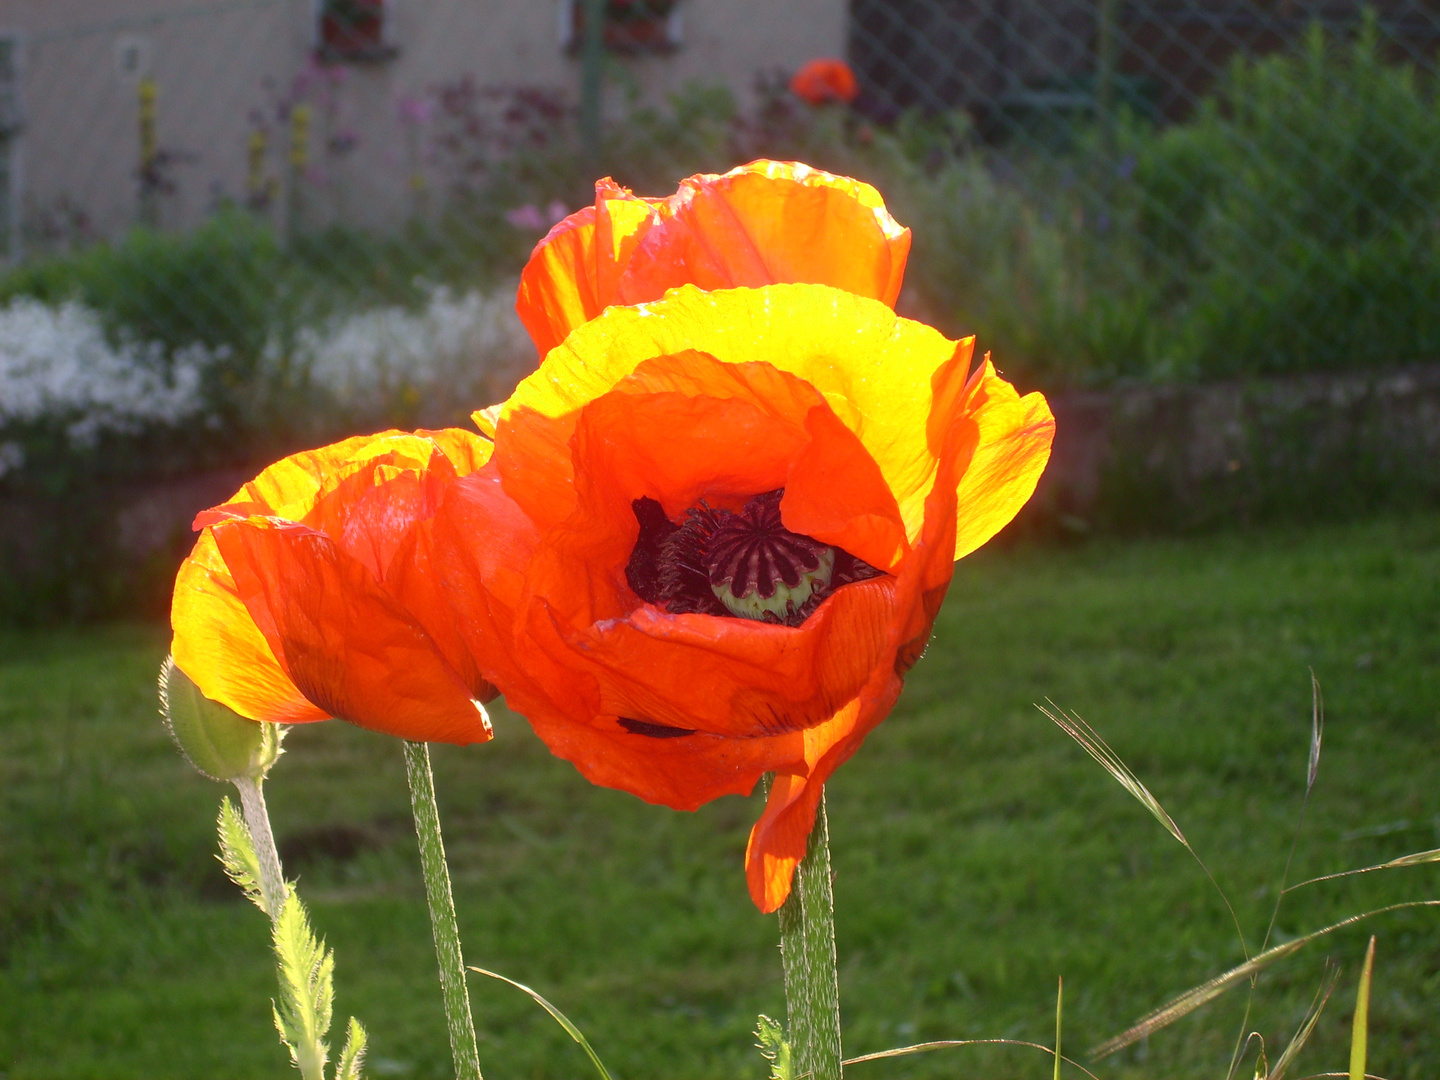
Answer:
[
  {"xmin": 217, "ymin": 796, "xmax": 273, "ymax": 917},
  {"xmin": 3, "ymin": 25, "xmax": 1437, "ymax": 417},
  {"xmin": 1266, "ymin": 965, "xmax": 1340, "ymax": 1080},
  {"xmin": 0, "ymin": 209, "xmax": 529, "ymax": 627},
  {"xmin": 1350, "ymin": 937, "xmax": 1376, "ymax": 1080},
  {"xmin": 13, "ymin": 29, "xmax": 1440, "ymax": 625},
  {"xmin": 271, "ymin": 890, "xmax": 339, "ymax": 1080},
  {"xmin": 0, "ymin": 209, "xmax": 282, "ymax": 358},
  {"xmin": 1052, "ymin": 978, "xmax": 1062, "ymax": 1080},
  {"xmin": 853, "ymin": 12, "xmax": 1440, "ymax": 384},
  {"xmin": 755, "ymin": 1014, "xmax": 793, "ymax": 1080},
  {"xmin": 336, "ymin": 1017, "xmax": 369, "ymax": 1080},
  {"xmin": 864, "ymin": 129, "xmax": 1159, "ymax": 384},
  {"xmin": 1127, "ymin": 13, "xmax": 1440, "ymax": 377},
  {"xmin": 218, "ymin": 786, "xmax": 367, "ymax": 1080}
]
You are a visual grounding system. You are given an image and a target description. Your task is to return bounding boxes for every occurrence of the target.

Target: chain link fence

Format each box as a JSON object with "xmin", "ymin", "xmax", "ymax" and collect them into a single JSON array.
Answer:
[
  {"xmin": 852, "ymin": 0, "xmax": 1440, "ymax": 381},
  {"xmin": 3, "ymin": 0, "xmax": 1440, "ymax": 617}
]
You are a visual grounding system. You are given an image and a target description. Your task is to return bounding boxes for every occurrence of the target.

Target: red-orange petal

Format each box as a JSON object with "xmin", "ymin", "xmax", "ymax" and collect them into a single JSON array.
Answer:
[
  {"xmin": 781, "ymin": 405, "xmax": 908, "ymax": 572},
  {"xmin": 515, "ymin": 181, "xmax": 661, "ymax": 358},
  {"xmin": 617, "ymin": 161, "xmax": 910, "ymax": 310},
  {"xmin": 212, "ymin": 518, "xmax": 492, "ymax": 745},
  {"xmin": 196, "ymin": 430, "xmax": 489, "ymax": 530},
  {"xmin": 491, "ymin": 354, "xmax": 910, "ymax": 752},
  {"xmin": 447, "ymin": 285, "xmax": 1050, "ymax": 911},
  {"xmin": 743, "ymin": 351, "xmax": 982, "ymax": 911},
  {"xmin": 383, "ymin": 518, "xmax": 493, "ymax": 702},
  {"xmin": 514, "ymin": 164, "xmax": 910, "ymax": 358},
  {"xmin": 431, "ymin": 461, "xmax": 554, "ymax": 710},
  {"xmin": 171, "ymin": 529, "xmax": 329, "ymax": 725},
  {"xmin": 947, "ymin": 358, "xmax": 1057, "ymax": 559},
  {"xmin": 742, "ymin": 658, "xmax": 906, "ymax": 913}
]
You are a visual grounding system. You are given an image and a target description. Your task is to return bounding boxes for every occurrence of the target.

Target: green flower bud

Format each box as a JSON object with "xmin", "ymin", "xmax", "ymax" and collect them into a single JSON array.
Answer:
[{"xmin": 159, "ymin": 655, "xmax": 283, "ymax": 782}]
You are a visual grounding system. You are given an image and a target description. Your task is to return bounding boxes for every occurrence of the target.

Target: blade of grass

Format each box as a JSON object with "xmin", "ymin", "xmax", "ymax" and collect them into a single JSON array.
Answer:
[
  {"xmin": 1268, "ymin": 962, "xmax": 1339, "ymax": 1080},
  {"xmin": 1038, "ymin": 701, "xmax": 1250, "ymax": 964},
  {"xmin": 1284, "ymin": 847, "xmax": 1440, "ymax": 894},
  {"xmin": 1306, "ymin": 668, "xmax": 1324, "ymax": 791},
  {"xmin": 1037, "ymin": 701, "xmax": 1186, "ymax": 845},
  {"xmin": 1350, "ymin": 937, "xmax": 1375, "ymax": 1080},
  {"xmin": 1236, "ymin": 673, "xmax": 1325, "ymax": 1080},
  {"xmin": 1054, "ymin": 977, "xmax": 1063, "ymax": 1080},
  {"xmin": 843, "ymin": 1038, "xmax": 1101, "ymax": 1079},
  {"xmin": 1264, "ymin": 673, "xmax": 1325, "ymax": 949},
  {"xmin": 469, "ymin": 966, "xmax": 614, "ymax": 1080},
  {"xmin": 1092, "ymin": 902, "xmax": 1438, "ymax": 1059}
]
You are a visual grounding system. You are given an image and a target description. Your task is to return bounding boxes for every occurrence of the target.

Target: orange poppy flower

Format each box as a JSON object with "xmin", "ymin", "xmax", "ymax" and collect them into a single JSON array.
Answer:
[
  {"xmin": 790, "ymin": 58, "xmax": 860, "ymax": 106},
  {"xmin": 435, "ymin": 284, "xmax": 1054, "ymax": 911},
  {"xmin": 515, "ymin": 159, "xmax": 911, "ymax": 359},
  {"xmin": 171, "ymin": 429, "xmax": 495, "ymax": 746}
]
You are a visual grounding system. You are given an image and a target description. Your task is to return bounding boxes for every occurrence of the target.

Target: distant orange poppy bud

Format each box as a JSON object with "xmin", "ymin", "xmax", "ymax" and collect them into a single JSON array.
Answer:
[
  {"xmin": 790, "ymin": 58, "xmax": 859, "ymax": 106},
  {"xmin": 514, "ymin": 160, "xmax": 910, "ymax": 359},
  {"xmin": 171, "ymin": 429, "xmax": 495, "ymax": 746},
  {"xmin": 435, "ymin": 285, "xmax": 1054, "ymax": 911}
]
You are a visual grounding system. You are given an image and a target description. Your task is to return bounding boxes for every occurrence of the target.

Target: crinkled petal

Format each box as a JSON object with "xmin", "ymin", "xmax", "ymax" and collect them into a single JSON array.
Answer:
[
  {"xmin": 170, "ymin": 530, "xmax": 328, "ymax": 724},
  {"xmin": 446, "ymin": 285, "xmax": 1051, "ymax": 912},
  {"xmin": 946, "ymin": 359, "xmax": 1056, "ymax": 559},
  {"xmin": 515, "ymin": 182, "xmax": 662, "ymax": 357},
  {"xmin": 384, "ymin": 518, "xmax": 495, "ymax": 702},
  {"xmin": 514, "ymin": 162, "xmax": 908, "ymax": 358},
  {"xmin": 431, "ymin": 462, "xmax": 552, "ymax": 698},
  {"xmin": 212, "ymin": 518, "xmax": 492, "ymax": 745},
  {"xmin": 617, "ymin": 160, "xmax": 909, "ymax": 308},
  {"xmin": 782, "ymin": 405, "xmax": 907, "ymax": 572},
  {"xmin": 417, "ymin": 426, "xmax": 495, "ymax": 476},
  {"xmin": 196, "ymin": 430, "xmax": 487, "ymax": 528},
  {"xmin": 744, "ymin": 681, "xmax": 900, "ymax": 913},
  {"xmin": 498, "ymin": 284, "xmax": 964, "ymax": 543}
]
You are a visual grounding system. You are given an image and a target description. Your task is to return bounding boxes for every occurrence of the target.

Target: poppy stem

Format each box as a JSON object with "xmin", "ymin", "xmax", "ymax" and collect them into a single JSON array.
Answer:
[
  {"xmin": 232, "ymin": 774, "xmax": 287, "ymax": 921},
  {"xmin": 403, "ymin": 740, "xmax": 483, "ymax": 1080},
  {"xmin": 778, "ymin": 789, "xmax": 843, "ymax": 1080}
]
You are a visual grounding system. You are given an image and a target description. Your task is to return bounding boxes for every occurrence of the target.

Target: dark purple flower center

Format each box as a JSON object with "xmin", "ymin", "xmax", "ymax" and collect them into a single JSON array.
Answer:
[{"xmin": 625, "ymin": 488, "xmax": 882, "ymax": 627}]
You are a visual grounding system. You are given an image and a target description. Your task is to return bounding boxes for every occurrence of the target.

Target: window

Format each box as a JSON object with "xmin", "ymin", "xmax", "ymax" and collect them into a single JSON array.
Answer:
[
  {"xmin": 560, "ymin": 0, "xmax": 682, "ymax": 55},
  {"xmin": 316, "ymin": 0, "xmax": 397, "ymax": 62}
]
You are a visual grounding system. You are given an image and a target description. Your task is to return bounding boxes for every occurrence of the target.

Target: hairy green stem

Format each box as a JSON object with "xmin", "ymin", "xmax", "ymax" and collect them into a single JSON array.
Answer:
[
  {"xmin": 778, "ymin": 790, "xmax": 843, "ymax": 1080},
  {"xmin": 404, "ymin": 740, "xmax": 482, "ymax": 1080},
  {"xmin": 233, "ymin": 774, "xmax": 287, "ymax": 921}
]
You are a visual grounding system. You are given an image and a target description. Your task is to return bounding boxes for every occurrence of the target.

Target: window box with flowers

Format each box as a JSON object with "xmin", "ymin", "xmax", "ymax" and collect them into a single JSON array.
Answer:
[
  {"xmin": 316, "ymin": 0, "xmax": 398, "ymax": 63},
  {"xmin": 561, "ymin": 0, "xmax": 682, "ymax": 55}
]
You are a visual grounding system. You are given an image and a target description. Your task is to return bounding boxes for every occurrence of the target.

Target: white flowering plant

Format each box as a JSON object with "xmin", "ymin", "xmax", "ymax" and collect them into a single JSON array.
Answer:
[
  {"xmin": 0, "ymin": 262, "xmax": 531, "ymax": 622},
  {"xmin": 0, "ymin": 297, "xmax": 213, "ymax": 471}
]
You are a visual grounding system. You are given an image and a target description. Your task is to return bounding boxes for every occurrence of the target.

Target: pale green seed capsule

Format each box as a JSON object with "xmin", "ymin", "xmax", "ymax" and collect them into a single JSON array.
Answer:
[
  {"xmin": 713, "ymin": 546, "xmax": 835, "ymax": 622},
  {"xmin": 159, "ymin": 655, "xmax": 283, "ymax": 782}
]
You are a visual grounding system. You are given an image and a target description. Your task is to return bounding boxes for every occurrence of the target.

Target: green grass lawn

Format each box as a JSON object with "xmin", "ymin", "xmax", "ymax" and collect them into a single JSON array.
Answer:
[{"xmin": 2, "ymin": 513, "xmax": 1438, "ymax": 1080}]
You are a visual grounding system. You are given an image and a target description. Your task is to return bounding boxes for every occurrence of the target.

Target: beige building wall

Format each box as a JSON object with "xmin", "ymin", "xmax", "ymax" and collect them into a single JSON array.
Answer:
[{"xmin": 0, "ymin": 0, "xmax": 847, "ymax": 245}]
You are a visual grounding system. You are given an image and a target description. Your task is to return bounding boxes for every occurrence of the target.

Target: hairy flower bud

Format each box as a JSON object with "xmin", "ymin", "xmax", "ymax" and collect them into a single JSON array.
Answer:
[{"xmin": 160, "ymin": 655, "xmax": 282, "ymax": 782}]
